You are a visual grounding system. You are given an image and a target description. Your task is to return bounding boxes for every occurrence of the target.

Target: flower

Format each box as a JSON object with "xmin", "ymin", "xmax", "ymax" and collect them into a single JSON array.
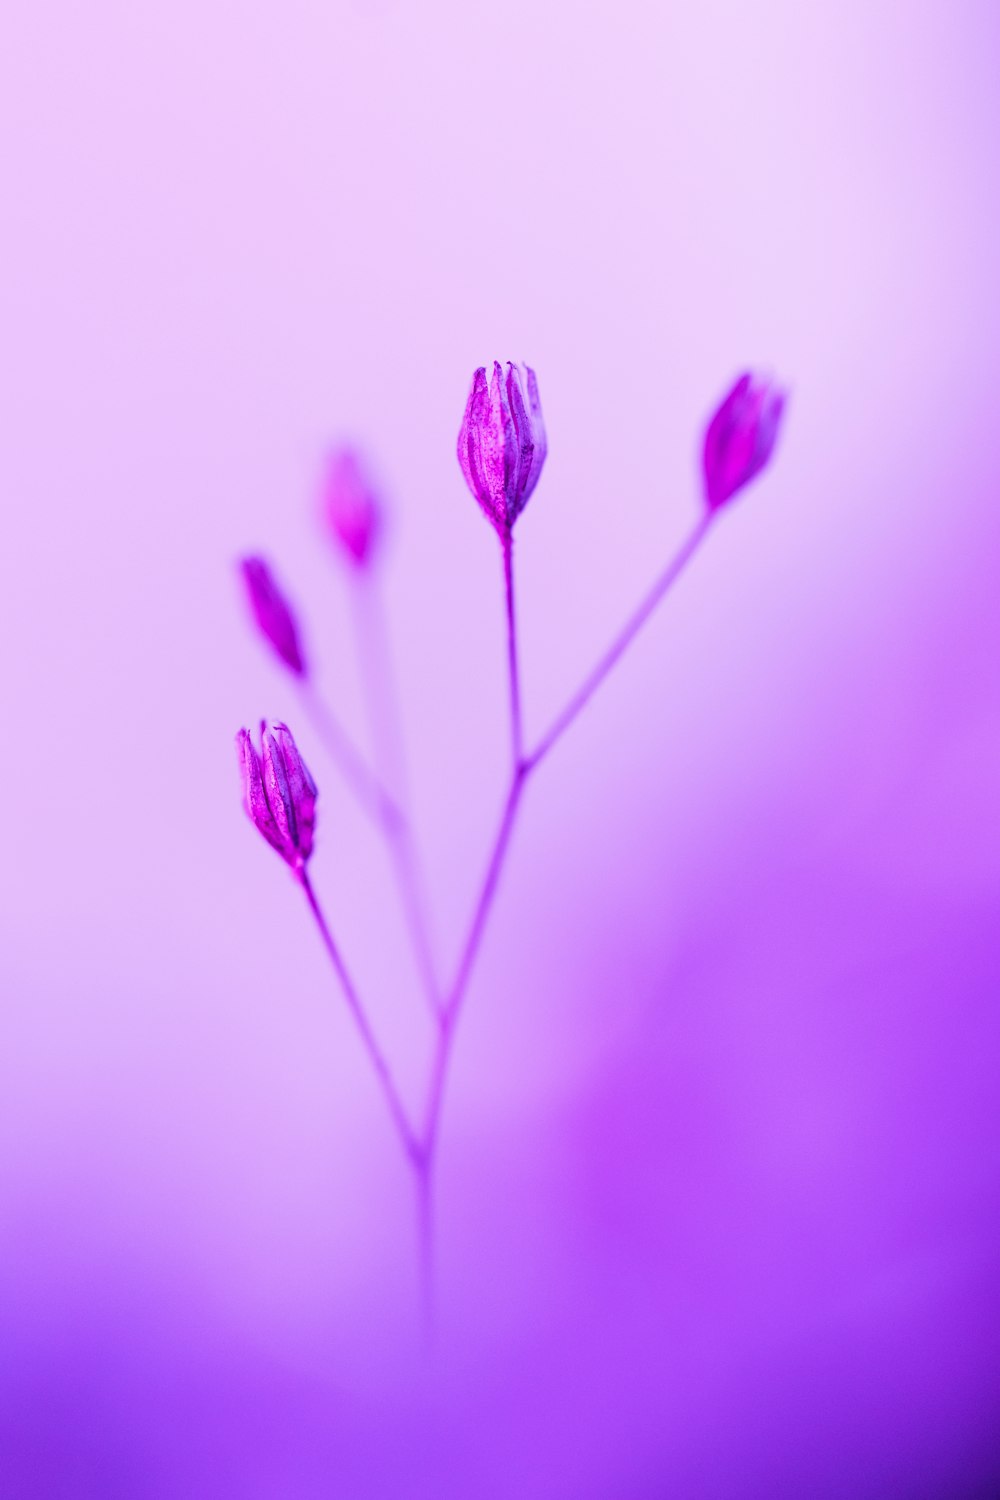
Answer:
[
  {"xmin": 703, "ymin": 373, "xmax": 786, "ymax": 511},
  {"xmin": 457, "ymin": 361, "xmax": 547, "ymax": 536},
  {"xmin": 236, "ymin": 721, "xmax": 317, "ymax": 869},
  {"xmin": 239, "ymin": 557, "xmax": 307, "ymax": 676},
  {"xmin": 321, "ymin": 448, "xmax": 382, "ymax": 568}
]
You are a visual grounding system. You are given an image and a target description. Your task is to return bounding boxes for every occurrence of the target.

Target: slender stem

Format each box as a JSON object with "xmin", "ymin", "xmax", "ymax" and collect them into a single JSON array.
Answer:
[
  {"xmin": 525, "ymin": 511, "xmax": 714, "ymax": 773},
  {"xmin": 419, "ymin": 508, "xmax": 718, "ymax": 1170},
  {"xmin": 415, "ymin": 1162, "xmax": 435, "ymax": 1339},
  {"xmin": 422, "ymin": 535, "xmax": 527, "ymax": 1158},
  {"xmin": 350, "ymin": 577, "xmax": 441, "ymax": 1019},
  {"xmin": 351, "ymin": 576, "xmax": 402, "ymax": 791},
  {"xmin": 293, "ymin": 506, "xmax": 719, "ymax": 1315},
  {"xmin": 298, "ymin": 868, "xmax": 421, "ymax": 1165},
  {"xmin": 422, "ymin": 769, "xmax": 526, "ymax": 1164},
  {"xmin": 297, "ymin": 677, "xmax": 402, "ymax": 829},
  {"xmin": 422, "ymin": 1017, "xmax": 452, "ymax": 1166},
  {"xmin": 502, "ymin": 531, "xmax": 523, "ymax": 767}
]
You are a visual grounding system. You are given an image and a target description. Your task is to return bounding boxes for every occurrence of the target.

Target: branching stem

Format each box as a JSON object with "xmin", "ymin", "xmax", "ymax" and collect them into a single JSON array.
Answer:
[
  {"xmin": 296, "ymin": 511, "xmax": 718, "ymax": 1317},
  {"xmin": 525, "ymin": 512, "xmax": 714, "ymax": 772},
  {"xmin": 298, "ymin": 678, "xmax": 402, "ymax": 829}
]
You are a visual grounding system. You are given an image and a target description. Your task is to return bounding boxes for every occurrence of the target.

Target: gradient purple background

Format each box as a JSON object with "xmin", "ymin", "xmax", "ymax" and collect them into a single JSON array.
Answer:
[{"xmin": 2, "ymin": 2, "xmax": 999, "ymax": 1496}]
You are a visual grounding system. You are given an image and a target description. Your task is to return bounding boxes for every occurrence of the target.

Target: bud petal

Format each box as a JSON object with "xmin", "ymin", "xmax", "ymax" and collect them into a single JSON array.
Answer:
[
  {"xmin": 236, "ymin": 727, "xmax": 286, "ymax": 856},
  {"xmin": 261, "ymin": 722, "xmax": 297, "ymax": 851},
  {"xmin": 322, "ymin": 448, "xmax": 382, "ymax": 567},
  {"xmin": 459, "ymin": 364, "xmax": 508, "ymax": 532},
  {"xmin": 520, "ymin": 364, "xmax": 548, "ymax": 505},
  {"xmin": 505, "ymin": 362, "xmax": 533, "ymax": 509},
  {"xmin": 270, "ymin": 721, "xmax": 318, "ymax": 862},
  {"xmin": 703, "ymin": 372, "xmax": 786, "ymax": 512},
  {"xmin": 239, "ymin": 557, "xmax": 307, "ymax": 677}
]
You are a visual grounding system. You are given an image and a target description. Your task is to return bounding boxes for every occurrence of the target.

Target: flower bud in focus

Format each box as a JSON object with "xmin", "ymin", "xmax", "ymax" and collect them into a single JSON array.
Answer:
[
  {"xmin": 457, "ymin": 361, "xmax": 547, "ymax": 536},
  {"xmin": 236, "ymin": 720, "xmax": 317, "ymax": 870}
]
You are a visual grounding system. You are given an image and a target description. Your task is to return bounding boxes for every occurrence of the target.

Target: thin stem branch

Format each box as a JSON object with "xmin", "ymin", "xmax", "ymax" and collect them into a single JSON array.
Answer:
[
  {"xmin": 351, "ymin": 576, "xmax": 403, "ymax": 792},
  {"xmin": 525, "ymin": 511, "xmax": 714, "ymax": 773},
  {"xmin": 350, "ymin": 577, "xmax": 441, "ymax": 1020},
  {"xmin": 303, "ymin": 857, "xmax": 435, "ymax": 1324},
  {"xmin": 502, "ymin": 531, "xmax": 523, "ymax": 768},
  {"xmin": 297, "ymin": 677, "xmax": 402, "ymax": 829},
  {"xmin": 298, "ymin": 868, "xmax": 421, "ymax": 1165}
]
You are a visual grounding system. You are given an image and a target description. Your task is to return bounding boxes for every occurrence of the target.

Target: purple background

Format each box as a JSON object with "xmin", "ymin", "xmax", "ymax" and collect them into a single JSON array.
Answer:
[{"xmin": 2, "ymin": 2, "xmax": 999, "ymax": 1495}]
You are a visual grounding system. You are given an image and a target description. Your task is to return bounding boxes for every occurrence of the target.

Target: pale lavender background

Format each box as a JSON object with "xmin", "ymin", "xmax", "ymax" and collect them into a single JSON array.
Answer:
[{"xmin": 2, "ymin": 2, "xmax": 999, "ymax": 1496}]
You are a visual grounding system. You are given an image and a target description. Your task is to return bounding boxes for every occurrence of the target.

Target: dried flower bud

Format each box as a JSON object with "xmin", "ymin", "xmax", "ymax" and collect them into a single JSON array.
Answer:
[
  {"xmin": 703, "ymin": 372, "xmax": 786, "ymax": 512},
  {"xmin": 236, "ymin": 721, "xmax": 317, "ymax": 869},
  {"xmin": 322, "ymin": 448, "xmax": 382, "ymax": 568},
  {"xmin": 239, "ymin": 556, "xmax": 307, "ymax": 677},
  {"xmin": 457, "ymin": 361, "xmax": 547, "ymax": 536}
]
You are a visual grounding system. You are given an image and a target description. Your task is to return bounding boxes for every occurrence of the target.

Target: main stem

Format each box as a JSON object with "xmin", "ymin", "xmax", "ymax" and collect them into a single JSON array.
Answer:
[
  {"xmin": 415, "ymin": 1158, "xmax": 435, "ymax": 1338},
  {"xmin": 298, "ymin": 678, "xmax": 402, "ymax": 830},
  {"xmin": 419, "ymin": 534, "xmax": 528, "ymax": 1175},
  {"xmin": 298, "ymin": 867, "xmax": 421, "ymax": 1166}
]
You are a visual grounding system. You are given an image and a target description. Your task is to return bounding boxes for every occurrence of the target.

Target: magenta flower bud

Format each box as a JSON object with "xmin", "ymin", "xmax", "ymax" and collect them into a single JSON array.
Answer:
[
  {"xmin": 236, "ymin": 721, "xmax": 317, "ymax": 870},
  {"xmin": 321, "ymin": 448, "xmax": 382, "ymax": 568},
  {"xmin": 239, "ymin": 556, "xmax": 307, "ymax": 677},
  {"xmin": 703, "ymin": 372, "xmax": 786, "ymax": 512},
  {"xmin": 457, "ymin": 361, "xmax": 547, "ymax": 536}
]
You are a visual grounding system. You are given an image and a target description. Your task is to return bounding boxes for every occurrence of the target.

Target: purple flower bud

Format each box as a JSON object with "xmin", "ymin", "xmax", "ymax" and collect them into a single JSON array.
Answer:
[
  {"xmin": 457, "ymin": 361, "xmax": 547, "ymax": 536},
  {"xmin": 322, "ymin": 448, "xmax": 382, "ymax": 568},
  {"xmin": 239, "ymin": 556, "xmax": 307, "ymax": 677},
  {"xmin": 703, "ymin": 372, "xmax": 786, "ymax": 512},
  {"xmin": 236, "ymin": 721, "xmax": 317, "ymax": 869}
]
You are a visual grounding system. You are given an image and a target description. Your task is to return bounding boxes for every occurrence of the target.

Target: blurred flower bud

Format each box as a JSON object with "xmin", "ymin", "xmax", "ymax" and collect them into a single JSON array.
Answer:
[
  {"xmin": 458, "ymin": 361, "xmax": 547, "ymax": 536},
  {"xmin": 236, "ymin": 721, "xmax": 317, "ymax": 869},
  {"xmin": 703, "ymin": 372, "xmax": 786, "ymax": 512},
  {"xmin": 239, "ymin": 557, "xmax": 307, "ymax": 676},
  {"xmin": 322, "ymin": 448, "xmax": 382, "ymax": 568}
]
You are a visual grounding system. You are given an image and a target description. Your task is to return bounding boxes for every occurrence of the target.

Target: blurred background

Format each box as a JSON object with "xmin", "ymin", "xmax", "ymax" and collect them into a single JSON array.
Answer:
[{"xmin": 2, "ymin": 1, "xmax": 999, "ymax": 1495}]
